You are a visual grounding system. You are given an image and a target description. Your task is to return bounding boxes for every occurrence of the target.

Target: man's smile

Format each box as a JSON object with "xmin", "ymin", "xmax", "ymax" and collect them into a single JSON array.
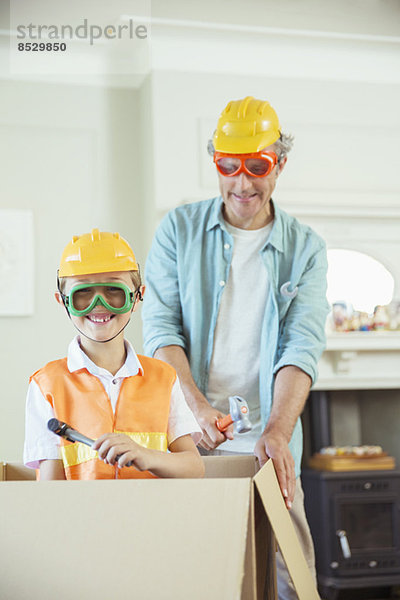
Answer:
[{"xmin": 231, "ymin": 192, "xmax": 258, "ymax": 202}]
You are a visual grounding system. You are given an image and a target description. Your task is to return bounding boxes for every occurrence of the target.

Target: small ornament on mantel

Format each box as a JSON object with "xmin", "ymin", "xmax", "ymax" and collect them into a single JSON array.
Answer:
[
  {"xmin": 328, "ymin": 299, "xmax": 400, "ymax": 333},
  {"xmin": 373, "ymin": 305, "xmax": 389, "ymax": 331}
]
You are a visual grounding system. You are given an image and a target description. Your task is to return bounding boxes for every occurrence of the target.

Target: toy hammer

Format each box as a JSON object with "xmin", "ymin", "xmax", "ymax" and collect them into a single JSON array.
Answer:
[
  {"xmin": 47, "ymin": 418, "xmax": 135, "ymax": 467},
  {"xmin": 216, "ymin": 396, "xmax": 252, "ymax": 434}
]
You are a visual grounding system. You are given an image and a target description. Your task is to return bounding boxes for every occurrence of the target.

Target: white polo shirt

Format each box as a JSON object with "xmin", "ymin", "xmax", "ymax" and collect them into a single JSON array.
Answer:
[{"xmin": 24, "ymin": 336, "xmax": 202, "ymax": 469}]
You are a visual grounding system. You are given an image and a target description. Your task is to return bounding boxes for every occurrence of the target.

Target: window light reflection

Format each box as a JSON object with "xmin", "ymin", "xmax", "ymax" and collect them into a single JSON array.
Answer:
[{"xmin": 327, "ymin": 249, "xmax": 394, "ymax": 315}]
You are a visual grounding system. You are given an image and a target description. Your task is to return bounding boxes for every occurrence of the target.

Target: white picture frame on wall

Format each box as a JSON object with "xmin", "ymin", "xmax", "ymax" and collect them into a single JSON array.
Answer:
[{"xmin": 0, "ymin": 209, "xmax": 34, "ymax": 316}]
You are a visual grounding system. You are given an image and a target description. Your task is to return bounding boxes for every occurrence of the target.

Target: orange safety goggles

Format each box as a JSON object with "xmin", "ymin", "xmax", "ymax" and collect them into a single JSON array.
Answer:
[{"xmin": 213, "ymin": 151, "xmax": 278, "ymax": 178}]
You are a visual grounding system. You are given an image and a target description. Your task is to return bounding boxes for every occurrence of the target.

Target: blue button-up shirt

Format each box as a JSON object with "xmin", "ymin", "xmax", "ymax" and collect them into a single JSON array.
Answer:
[{"xmin": 143, "ymin": 197, "xmax": 329, "ymax": 476}]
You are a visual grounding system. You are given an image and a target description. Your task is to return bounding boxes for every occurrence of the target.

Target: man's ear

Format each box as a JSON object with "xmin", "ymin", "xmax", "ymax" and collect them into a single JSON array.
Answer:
[{"xmin": 276, "ymin": 156, "xmax": 287, "ymax": 177}]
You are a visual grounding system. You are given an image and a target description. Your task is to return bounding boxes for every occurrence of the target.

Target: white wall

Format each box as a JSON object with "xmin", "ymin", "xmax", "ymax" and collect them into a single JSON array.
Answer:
[
  {"xmin": 0, "ymin": 80, "xmax": 143, "ymax": 461},
  {"xmin": 150, "ymin": 71, "xmax": 400, "ymax": 206}
]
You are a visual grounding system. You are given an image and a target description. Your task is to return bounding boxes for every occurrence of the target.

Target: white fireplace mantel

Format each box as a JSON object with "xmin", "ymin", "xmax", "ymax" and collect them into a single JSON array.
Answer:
[{"xmin": 314, "ymin": 332, "xmax": 400, "ymax": 390}]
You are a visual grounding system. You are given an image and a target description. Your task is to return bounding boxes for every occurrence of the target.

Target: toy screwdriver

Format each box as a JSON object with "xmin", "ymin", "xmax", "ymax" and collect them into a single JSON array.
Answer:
[{"xmin": 216, "ymin": 396, "xmax": 252, "ymax": 434}]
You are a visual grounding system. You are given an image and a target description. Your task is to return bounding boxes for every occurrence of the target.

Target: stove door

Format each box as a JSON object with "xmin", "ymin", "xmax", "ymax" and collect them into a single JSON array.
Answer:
[{"xmin": 333, "ymin": 494, "xmax": 399, "ymax": 577}]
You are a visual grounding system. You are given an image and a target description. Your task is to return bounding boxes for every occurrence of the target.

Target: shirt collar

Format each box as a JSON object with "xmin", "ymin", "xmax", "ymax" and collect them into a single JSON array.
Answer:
[
  {"xmin": 206, "ymin": 196, "xmax": 284, "ymax": 252},
  {"xmin": 67, "ymin": 335, "xmax": 144, "ymax": 378},
  {"xmin": 264, "ymin": 200, "xmax": 284, "ymax": 253},
  {"xmin": 206, "ymin": 196, "xmax": 225, "ymax": 232}
]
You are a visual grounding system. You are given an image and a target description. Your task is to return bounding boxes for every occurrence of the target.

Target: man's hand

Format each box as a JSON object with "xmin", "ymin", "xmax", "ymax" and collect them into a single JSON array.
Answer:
[
  {"xmin": 255, "ymin": 365, "xmax": 312, "ymax": 510},
  {"xmin": 92, "ymin": 433, "xmax": 150, "ymax": 471},
  {"xmin": 254, "ymin": 429, "xmax": 295, "ymax": 510},
  {"xmin": 195, "ymin": 403, "xmax": 234, "ymax": 451}
]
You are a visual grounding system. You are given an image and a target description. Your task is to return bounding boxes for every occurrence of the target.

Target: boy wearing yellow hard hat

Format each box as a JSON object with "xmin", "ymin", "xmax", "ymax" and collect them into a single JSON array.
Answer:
[{"xmin": 24, "ymin": 229, "xmax": 204, "ymax": 480}]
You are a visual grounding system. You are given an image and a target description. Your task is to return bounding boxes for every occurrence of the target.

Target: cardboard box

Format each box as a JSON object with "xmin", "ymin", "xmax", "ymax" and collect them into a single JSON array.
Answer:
[{"xmin": 0, "ymin": 457, "xmax": 319, "ymax": 600}]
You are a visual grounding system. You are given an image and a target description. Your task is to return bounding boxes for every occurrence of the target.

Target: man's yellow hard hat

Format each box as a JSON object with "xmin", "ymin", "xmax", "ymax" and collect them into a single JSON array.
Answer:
[
  {"xmin": 213, "ymin": 96, "xmax": 281, "ymax": 154},
  {"xmin": 58, "ymin": 229, "xmax": 138, "ymax": 277}
]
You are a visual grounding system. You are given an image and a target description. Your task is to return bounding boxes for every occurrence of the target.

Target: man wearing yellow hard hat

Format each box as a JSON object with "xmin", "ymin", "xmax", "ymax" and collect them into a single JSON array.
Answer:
[{"xmin": 143, "ymin": 97, "xmax": 329, "ymax": 598}]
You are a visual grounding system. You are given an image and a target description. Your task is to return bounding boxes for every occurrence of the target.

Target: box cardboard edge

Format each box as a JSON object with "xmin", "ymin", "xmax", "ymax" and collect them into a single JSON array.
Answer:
[{"xmin": 254, "ymin": 460, "xmax": 320, "ymax": 600}]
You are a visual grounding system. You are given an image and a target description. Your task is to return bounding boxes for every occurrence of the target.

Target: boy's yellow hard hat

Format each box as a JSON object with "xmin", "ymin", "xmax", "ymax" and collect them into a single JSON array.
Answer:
[
  {"xmin": 213, "ymin": 96, "xmax": 281, "ymax": 154},
  {"xmin": 59, "ymin": 229, "xmax": 138, "ymax": 277}
]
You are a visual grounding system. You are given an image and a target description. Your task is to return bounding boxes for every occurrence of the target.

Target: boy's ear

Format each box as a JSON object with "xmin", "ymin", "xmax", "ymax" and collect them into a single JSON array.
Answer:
[
  {"xmin": 55, "ymin": 291, "xmax": 64, "ymax": 305},
  {"xmin": 133, "ymin": 285, "xmax": 145, "ymax": 311}
]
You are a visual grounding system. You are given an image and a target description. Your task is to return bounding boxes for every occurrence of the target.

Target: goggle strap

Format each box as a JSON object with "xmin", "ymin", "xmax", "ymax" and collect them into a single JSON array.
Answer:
[{"xmin": 57, "ymin": 272, "xmax": 72, "ymax": 317}]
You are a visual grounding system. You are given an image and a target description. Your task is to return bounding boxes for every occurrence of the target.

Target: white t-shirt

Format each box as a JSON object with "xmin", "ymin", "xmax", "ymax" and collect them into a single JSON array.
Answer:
[
  {"xmin": 24, "ymin": 336, "xmax": 202, "ymax": 469},
  {"xmin": 207, "ymin": 220, "xmax": 273, "ymax": 453}
]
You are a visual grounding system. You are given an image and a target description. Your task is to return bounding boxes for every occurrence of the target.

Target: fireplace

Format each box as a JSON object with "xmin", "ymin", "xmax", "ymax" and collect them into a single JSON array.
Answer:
[
  {"xmin": 289, "ymin": 194, "xmax": 400, "ymax": 597},
  {"xmin": 302, "ymin": 356, "xmax": 400, "ymax": 599},
  {"xmin": 302, "ymin": 468, "xmax": 400, "ymax": 599}
]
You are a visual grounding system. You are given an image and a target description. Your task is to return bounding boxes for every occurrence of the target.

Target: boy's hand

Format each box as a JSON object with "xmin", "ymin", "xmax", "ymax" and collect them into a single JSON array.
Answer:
[{"xmin": 92, "ymin": 433, "xmax": 150, "ymax": 471}]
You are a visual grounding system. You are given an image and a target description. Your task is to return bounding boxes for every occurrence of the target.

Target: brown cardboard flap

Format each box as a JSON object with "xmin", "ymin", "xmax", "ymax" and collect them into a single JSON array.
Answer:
[
  {"xmin": 254, "ymin": 460, "xmax": 320, "ymax": 600},
  {"xmin": 0, "ymin": 478, "xmax": 252, "ymax": 600},
  {"xmin": 3, "ymin": 462, "xmax": 36, "ymax": 481},
  {"xmin": 203, "ymin": 454, "xmax": 258, "ymax": 478},
  {"xmin": 242, "ymin": 485, "xmax": 258, "ymax": 600},
  {"xmin": 254, "ymin": 484, "xmax": 277, "ymax": 600}
]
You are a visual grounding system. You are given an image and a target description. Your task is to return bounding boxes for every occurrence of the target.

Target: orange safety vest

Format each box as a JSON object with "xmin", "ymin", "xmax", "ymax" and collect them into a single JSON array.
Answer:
[{"xmin": 31, "ymin": 356, "xmax": 176, "ymax": 480}]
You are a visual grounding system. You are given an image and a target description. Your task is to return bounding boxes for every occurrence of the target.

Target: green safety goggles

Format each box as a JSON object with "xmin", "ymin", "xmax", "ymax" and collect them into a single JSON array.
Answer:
[{"xmin": 62, "ymin": 282, "xmax": 136, "ymax": 317}]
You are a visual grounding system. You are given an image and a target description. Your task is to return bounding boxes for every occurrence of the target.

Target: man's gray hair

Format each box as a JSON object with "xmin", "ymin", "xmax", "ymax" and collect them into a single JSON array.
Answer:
[
  {"xmin": 207, "ymin": 132, "xmax": 295, "ymax": 162},
  {"xmin": 274, "ymin": 133, "xmax": 294, "ymax": 161}
]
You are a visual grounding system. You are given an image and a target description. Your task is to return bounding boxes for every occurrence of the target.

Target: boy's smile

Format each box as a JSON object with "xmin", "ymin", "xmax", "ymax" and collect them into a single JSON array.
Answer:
[
  {"xmin": 87, "ymin": 312, "xmax": 114, "ymax": 324},
  {"xmin": 81, "ymin": 307, "xmax": 124, "ymax": 342}
]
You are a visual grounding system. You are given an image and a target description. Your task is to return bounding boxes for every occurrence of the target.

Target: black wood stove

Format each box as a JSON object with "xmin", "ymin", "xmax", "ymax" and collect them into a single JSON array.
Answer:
[{"xmin": 302, "ymin": 468, "xmax": 400, "ymax": 599}]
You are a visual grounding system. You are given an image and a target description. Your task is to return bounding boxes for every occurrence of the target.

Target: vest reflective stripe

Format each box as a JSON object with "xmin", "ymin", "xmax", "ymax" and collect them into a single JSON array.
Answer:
[
  {"xmin": 60, "ymin": 432, "xmax": 168, "ymax": 468},
  {"xmin": 31, "ymin": 355, "xmax": 176, "ymax": 480}
]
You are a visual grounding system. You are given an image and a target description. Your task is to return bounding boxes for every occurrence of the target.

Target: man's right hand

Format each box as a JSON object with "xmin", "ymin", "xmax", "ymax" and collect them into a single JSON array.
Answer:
[{"xmin": 195, "ymin": 402, "xmax": 234, "ymax": 451}]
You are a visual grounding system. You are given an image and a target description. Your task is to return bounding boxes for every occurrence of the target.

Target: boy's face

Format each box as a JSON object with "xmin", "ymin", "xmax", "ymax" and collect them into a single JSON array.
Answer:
[{"xmin": 55, "ymin": 271, "xmax": 144, "ymax": 344}]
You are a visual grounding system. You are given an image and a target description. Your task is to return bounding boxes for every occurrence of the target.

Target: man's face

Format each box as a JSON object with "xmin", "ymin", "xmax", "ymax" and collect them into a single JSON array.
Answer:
[{"xmin": 217, "ymin": 144, "xmax": 286, "ymax": 230}]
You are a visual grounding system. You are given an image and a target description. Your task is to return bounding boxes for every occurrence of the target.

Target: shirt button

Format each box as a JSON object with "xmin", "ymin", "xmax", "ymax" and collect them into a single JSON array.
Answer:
[
  {"xmin": 224, "ymin": 243, "xmax": 230, "ymax": 250},
  {"xmin": 112, "ymin": 379, "xmax": 118, "ymax": 385},
  {"xmin": 219, "ymin": 280, "xmax": 225, "ymax": 287}
]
